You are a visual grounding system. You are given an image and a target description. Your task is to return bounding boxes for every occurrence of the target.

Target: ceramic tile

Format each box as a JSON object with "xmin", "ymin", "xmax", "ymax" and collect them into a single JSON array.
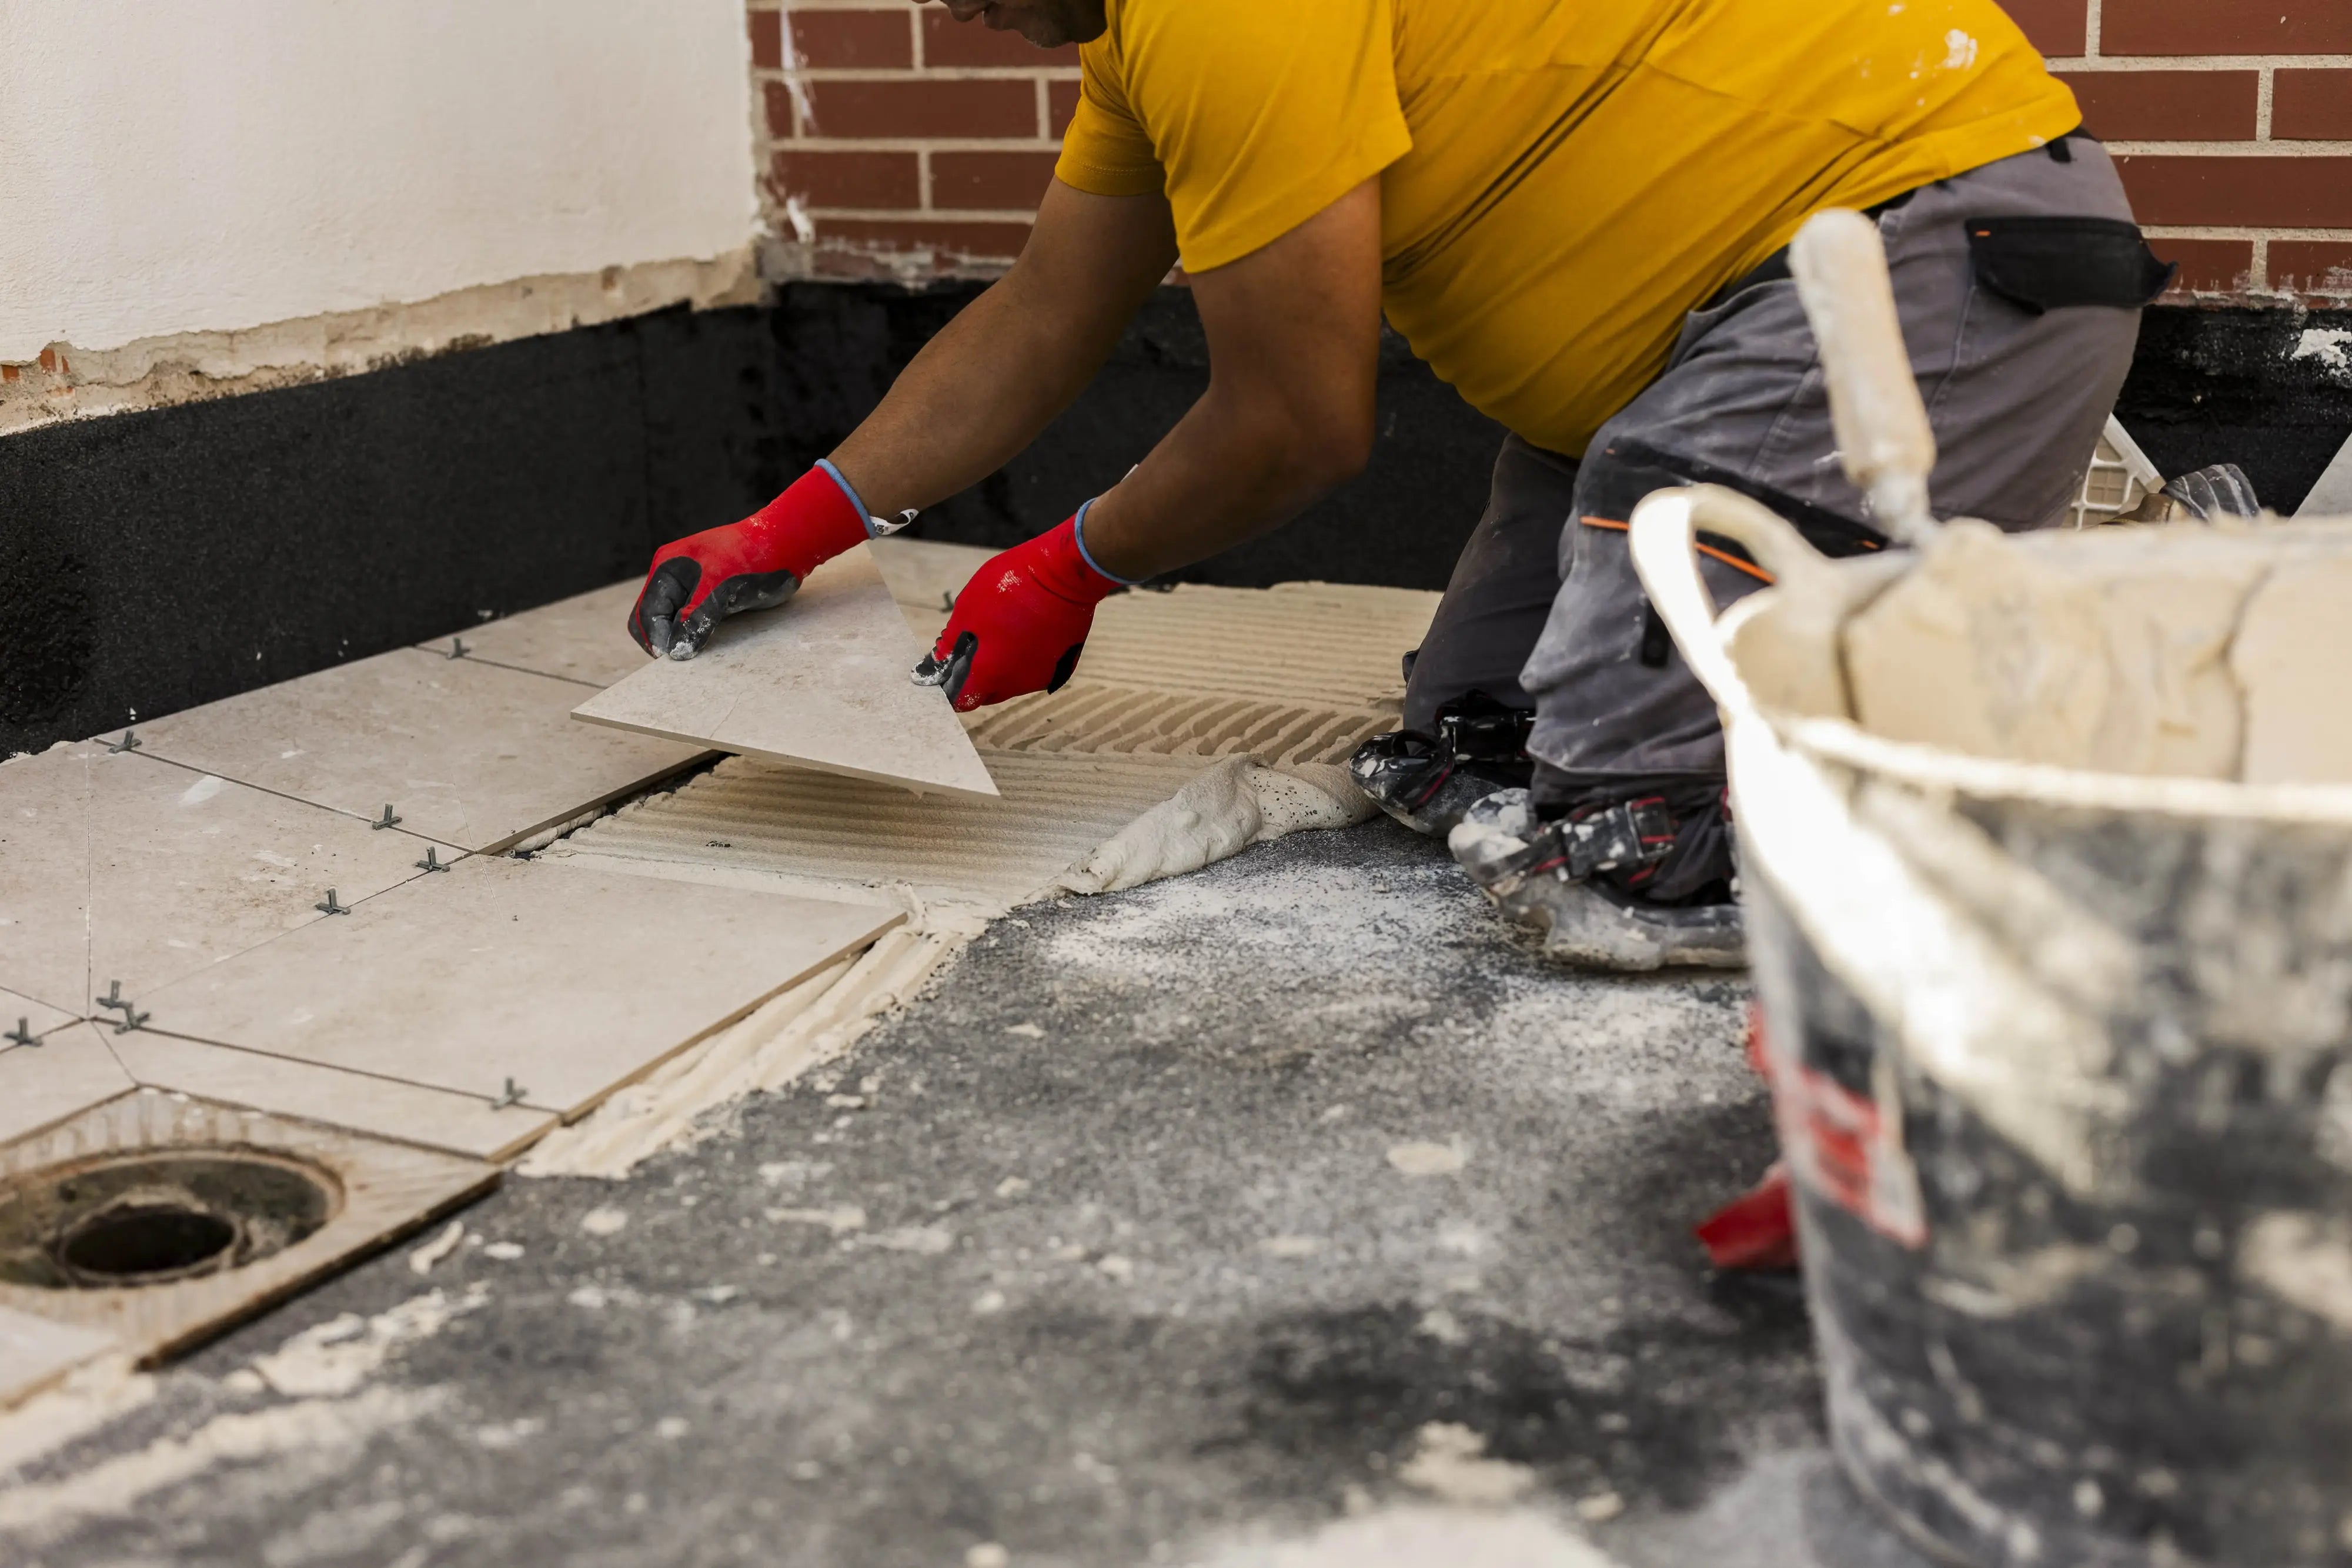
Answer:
[
  {"xmin": 0, "ymin": 743, "xmax": 93, "ymax": 1015},
  {"xmin": 0, "ymin": 1092, "xmax": 495, "ymax": 1365},
  {"xmin": 574, "ymin": 544, "xmax": 1000, "ymax": 800},
  {"xmin": 0, "ymin": 1306, "xmax": 116, "ymax": 1409},
  {"xmin": 84, "ymin": 750, "xmax": 441, "ymax": 1006},
  {"xmin": 136, "ymin": 647, "xmax": 706, "ymax": 852},
  {"xmin": 109, "ymin": 1034, "xmax": 556, "ymax": 1162},
  {"xmin": 419, "ymin": 579, "xmax": 646, "ymax": 690},
  {"xmin": 136, "ymin": 855, "xmax": 901, "ymax": 1116},
  {"xmin": 1, "ymin": 989, "xmax": 79, "ymax": 1047},
  {"xmin": 0, "ymin": 1022, "xmax": 136, "ymax": 1145}
]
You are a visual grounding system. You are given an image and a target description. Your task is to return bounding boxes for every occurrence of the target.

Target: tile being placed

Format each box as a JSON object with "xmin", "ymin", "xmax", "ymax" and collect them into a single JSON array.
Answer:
[
  {"xmin": 0, "ymin": 1022, "xmax": 136, "ymax": 1145},
  {"xmin": 0, "ymin": 743, "xmax": 94, "ymax": 1015},
  {"xmin": 136, "ymin": 647, "xmax": 705, "ymax": 852},
  {"xmin": 108, "ymin": 1034, "xmax": 554, "ymax": 1162},
  {"xmin": 136, "ymin": 855, "xmax": 901, "ymax": 1116},
  {"xmin": 419, "ymin": 578, "xmax": 646, "ymax": 690},
  {"xmin": 574, "ymin": 544, "xmax": 1000, "ymax": 800}
]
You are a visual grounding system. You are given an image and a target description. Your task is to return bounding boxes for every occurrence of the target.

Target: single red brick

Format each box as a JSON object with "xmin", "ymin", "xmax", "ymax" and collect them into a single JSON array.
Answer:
[
  {"xmin": 2116, "ymin": 155, "xmax": 2352, "ymax": 228},
  {"xmin": 36, "ymin": 348, "xmax": 57, "ymax": 373},
  {"xmin": 929, "ymin": 150, "xmax": 1060, "ymax": 210},
  {"xmin": 1047, "ymin": 79, "xmax": 1082, "ymax": 138},
  {"xmin": 764, "ymin": 79, "xmax": 800, "ymax": 139},
  {"xmin": 2053, "ymin": 71, "xmax": 2258, "ymax": 141},
  {"xmin": 918, "ymin": 11, "xmax": 1078, "ymax": 68},
  {"xmin": 2270, "ymin": 241, "xmax": 2352, "ymax": 300},
  {"xmin": 2147, "ymin": 238, "xmax": 2256, "ymax": 296},
  {"xmin": 2103, "ymin": 0, "xmax": 2352, "ymax": 56},
  {"xmin": 1, "ymin": 364, "xmax": 17, "ymax": 383},
  {"xmin": 749, "ymin": 9, "xmax": 783, "ymax": 70},
  {"xmin": 771, "ymin": 149, "xmax": 921, "ymax": 209},
  {"xmin": 789, "ymin": 9, "xmax": 914, "ymax": 70},
  {"xmin": 2000, "ymin": 0, "xmax": 2087, "ymax": 55},
  {"xmin": 2274, "ymin": 70, "xmax": 2352, "ymax": 142},
  {"xmin": 817, "ymin": 217, "xmax": 1034, "ymax": 260},
  {"xmin": 805, "ymin": 79, "xmax": 1038, "ymax": 139}
]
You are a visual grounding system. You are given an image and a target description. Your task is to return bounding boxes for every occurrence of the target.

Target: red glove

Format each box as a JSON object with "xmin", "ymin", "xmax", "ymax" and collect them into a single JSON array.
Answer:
[
  {"xmin": 914, "ymin": 510, "xmax": 1128, "ymax": 712},
  {"xmin": 630, "ymin": 463, "xmax": 873, "ymax": 658}
]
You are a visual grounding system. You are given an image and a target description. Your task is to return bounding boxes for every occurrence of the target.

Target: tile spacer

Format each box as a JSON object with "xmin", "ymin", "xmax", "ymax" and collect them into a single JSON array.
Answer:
[
  {"xmin": 4, "ymin": 1018, "xmax": 36, "ymax": 1048},
  {"xmin": 416, "ymin": 845, "xmax": 449, "ymax": 872},
  {"xmin": 372, "ymin": 804, "xmax": 401, "ymax": 831},
  {"xmin": 447, "ymin": 636, "xmax": 469, "ymax": 660},
  {"xmin": 316, "ymin": 888, "xmax": 350, "ymax": 915},
  {"xmin": 489, "ymin": 1077, "xmax": 528, "ymax": 1110},
  {"xmin": 111, "ymin": 1004, "xmax": 150, "ymax": 1034},
  {"xmin": 95, "ymin": 979, "xmax": 128, "ymax": 1013},
  {"xmin": 107, "ymin": 728, "xmax": 142, "ymax": 754}
]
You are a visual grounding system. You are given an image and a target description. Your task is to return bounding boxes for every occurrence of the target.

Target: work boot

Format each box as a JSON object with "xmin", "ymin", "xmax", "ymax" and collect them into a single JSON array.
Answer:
[
  {"xmin": 1348, "ymin": 692, "xmax": 1534, "ymax": 838},
  {"xmin": 1448, "ymin": 789, "xmax": 1745, "ymax": 971}
]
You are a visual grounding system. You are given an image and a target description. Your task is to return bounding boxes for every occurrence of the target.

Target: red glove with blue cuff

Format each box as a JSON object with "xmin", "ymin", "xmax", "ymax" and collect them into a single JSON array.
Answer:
[
  {"xmin": 914, "ymin": 500, "xmax": 1134, "ymax": 712},
  {"xmin": 630, "ymin": 460, "xmax": 883, "ymax": 659}
]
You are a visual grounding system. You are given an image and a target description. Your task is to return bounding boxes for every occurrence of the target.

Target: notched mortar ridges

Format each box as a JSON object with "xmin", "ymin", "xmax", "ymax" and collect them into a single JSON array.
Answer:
[{"xmin": 967, "ymin": 682, "xmax": 1392, "ymax": 767}]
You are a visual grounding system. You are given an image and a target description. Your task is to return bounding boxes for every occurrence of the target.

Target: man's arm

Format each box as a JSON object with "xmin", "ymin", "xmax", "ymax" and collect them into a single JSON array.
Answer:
[
  {"xmin": 1074, "ymin": 177, "xmax": 1384, "ymax": 580},
  {"xmin": 830, "ymin": 180, "xmax": 1180, "ymax": 519},
  {"xmin": 629, "ymin": 178, "xmax": 1175, "ymax": 657},
  {"xmin": 909, "ymin": 178, "xmax": 1385, "ymax": 710}
]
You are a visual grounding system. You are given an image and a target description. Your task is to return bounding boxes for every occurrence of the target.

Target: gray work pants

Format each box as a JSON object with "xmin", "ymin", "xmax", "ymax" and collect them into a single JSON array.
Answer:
[{"xmin": 1401, "ymin": 141, "xmax": 2146, "ymax": 798}]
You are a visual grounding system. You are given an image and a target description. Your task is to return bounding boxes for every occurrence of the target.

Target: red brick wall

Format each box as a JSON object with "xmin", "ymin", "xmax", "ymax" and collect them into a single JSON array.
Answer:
[
  {"xmin": 2027, "ymin": 0, "xmax": 2352, "ymax": 302},
  {"xmin": 750, "ymin": 1, "xmax": 2349, "ymax": 304},
  {"xmin": 751, "ymin": 0, "xmax": 1077, "ymax": 280}
]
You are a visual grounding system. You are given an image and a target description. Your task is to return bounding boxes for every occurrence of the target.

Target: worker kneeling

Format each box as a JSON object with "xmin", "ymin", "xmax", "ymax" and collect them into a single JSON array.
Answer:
[{"xmin": 630, "ymin": 0, "xmax": 2170, "ymax": 970}]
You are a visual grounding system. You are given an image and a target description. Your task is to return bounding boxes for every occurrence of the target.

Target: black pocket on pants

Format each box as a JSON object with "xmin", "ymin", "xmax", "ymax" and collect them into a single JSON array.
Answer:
[{"xmin": 1965, "ymin": 216, "xmax": 2176, "ymax": 313}]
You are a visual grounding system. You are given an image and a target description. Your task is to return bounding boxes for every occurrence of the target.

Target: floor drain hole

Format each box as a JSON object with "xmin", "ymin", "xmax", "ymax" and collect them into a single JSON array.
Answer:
[
  {"xmin": 58, "ymin": 1206, "xmax": 238, "ymax": 1283},
  {"xmin": 0, "ymin": 1149, "xmax": 340, "ymax": 1290}
]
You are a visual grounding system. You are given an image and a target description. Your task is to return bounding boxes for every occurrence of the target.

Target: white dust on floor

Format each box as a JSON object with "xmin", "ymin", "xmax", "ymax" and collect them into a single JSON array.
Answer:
[
  {"xmin": 0, "ymin": 1286, "xmax": 482, "ymax": 1542},
  {"xmin": 1184, "ymin": 1502, "xmax": 1622, "ymax": 1567}
]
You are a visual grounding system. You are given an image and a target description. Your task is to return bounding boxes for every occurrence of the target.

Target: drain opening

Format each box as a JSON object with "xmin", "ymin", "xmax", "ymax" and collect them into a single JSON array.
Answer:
[
  {"xmin": 0, "ymin": 1149, "xmax": 341, "ymax": 1290},
  {"xmin": 58, "ymin": 1205, "xmax": 239, "ymax": 1284}
]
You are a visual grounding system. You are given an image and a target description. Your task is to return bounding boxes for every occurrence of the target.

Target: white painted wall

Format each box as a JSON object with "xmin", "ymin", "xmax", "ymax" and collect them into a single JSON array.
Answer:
[{"xmin": 0, "ymin": 0, "xmax": 756, "ymax": 362}]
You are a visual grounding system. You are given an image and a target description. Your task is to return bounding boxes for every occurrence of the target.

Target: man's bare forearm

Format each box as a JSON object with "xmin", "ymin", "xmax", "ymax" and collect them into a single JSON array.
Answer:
[{"xmin": 828, "ymin": 182, "xmax": 1177, "ymax": 521}]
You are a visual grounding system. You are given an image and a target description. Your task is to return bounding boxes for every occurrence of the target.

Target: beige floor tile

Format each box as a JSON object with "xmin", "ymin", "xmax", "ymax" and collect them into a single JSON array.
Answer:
[
  {"xmin": 88, "ymin": 751, "xmax": 441, "ymax": 1005},
  {"xmin": 1, "ymin": 989, "xmax": 79, "ymax": 1045},
  {"xmin": 109, "ymin": 1034, "xmax": 555, "ymax": 1162},
  {"xmin": 0, "ymin": 743, "xmax": 93, "ymax": 1015},
  {"xmin": 136, "ymin": 647, "xmax": 706, "ymax": 852},
  {"xmin": 574, "ymin": 544, "xmax": 1000, "ymax": 801},
  {"xmin": 419, "ymin": 579, "xmax": 646, "ymax": 690},
  {"xmin": 0, "ymin": 1093, "xmax": 496, "ymax": 1365},
  {"xmin": 0, "ymin": 1306, "xmax": 117, "ymax": 1409},
  {"xmin": 135, "ymin": 855, "xmax": 900, "ymax": 1116},
  {"xmin": 0, "ymin": 1022, "xmax": 136, "ymax": 1145}
]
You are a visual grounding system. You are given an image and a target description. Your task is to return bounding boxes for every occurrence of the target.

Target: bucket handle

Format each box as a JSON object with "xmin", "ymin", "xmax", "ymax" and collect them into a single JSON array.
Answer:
[{"xmin": 1628, "ymin": 484, "xmax": 1840, "ymax": 712}]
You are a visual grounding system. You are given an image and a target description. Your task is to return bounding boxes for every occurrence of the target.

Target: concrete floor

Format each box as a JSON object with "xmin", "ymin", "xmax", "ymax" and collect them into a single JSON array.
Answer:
[{"xmin": 0, "ymin": 820, "xmax": 1937, "ymax": 1568}]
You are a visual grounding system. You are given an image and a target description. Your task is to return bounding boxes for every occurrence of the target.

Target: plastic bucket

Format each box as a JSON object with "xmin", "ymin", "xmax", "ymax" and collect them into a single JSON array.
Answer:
[{"xmin": 1631, "ymin": 489, "xmax": 2352, "ymax": 1567}]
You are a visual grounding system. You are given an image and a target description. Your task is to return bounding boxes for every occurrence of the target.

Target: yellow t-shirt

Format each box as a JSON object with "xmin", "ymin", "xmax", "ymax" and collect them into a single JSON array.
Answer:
[{"xmin": 1055, "ymin": 0, "xmax": 2080, "ymax": 458}]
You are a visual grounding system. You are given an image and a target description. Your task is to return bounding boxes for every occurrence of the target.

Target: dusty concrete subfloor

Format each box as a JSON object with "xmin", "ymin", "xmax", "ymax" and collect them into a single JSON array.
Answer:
[{"xmin": 2, "ymin": 820, "xmax": 1936, "ymax": 1568}]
